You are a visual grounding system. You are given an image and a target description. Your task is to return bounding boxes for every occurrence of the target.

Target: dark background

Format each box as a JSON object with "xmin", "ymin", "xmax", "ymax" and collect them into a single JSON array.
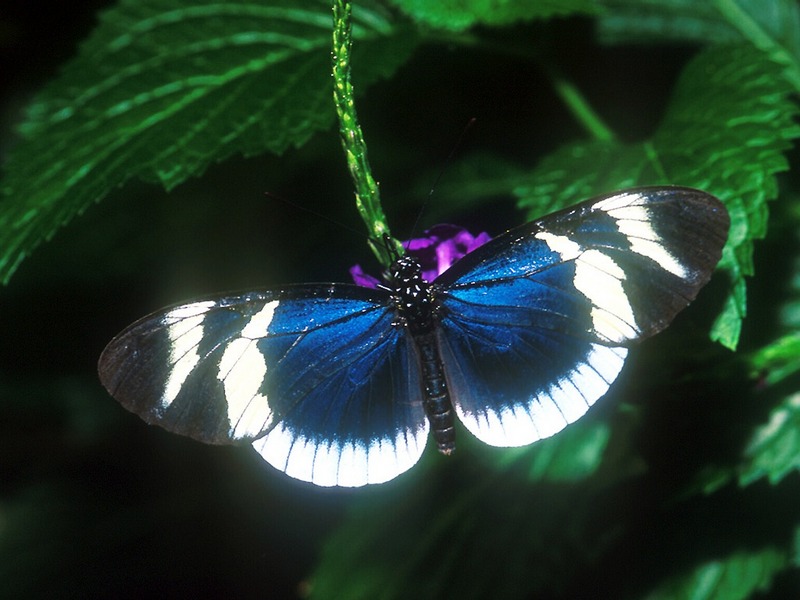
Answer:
[{"xmin": 2, "ymin": 2, "xmax": 797, "ymax": 599}]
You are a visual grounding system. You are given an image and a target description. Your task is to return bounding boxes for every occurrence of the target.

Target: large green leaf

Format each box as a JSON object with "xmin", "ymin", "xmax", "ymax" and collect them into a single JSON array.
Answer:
[
  {"xmin": 388, "ymin": 0, "xmax": 599, "ymax": 31},
  {"xmin": 0, "ymin": 0, "xmax": 417, "ymax": 284},
  {"xmin": 515, "ymin": 44, "xmax": 800, "ymax": 348}
]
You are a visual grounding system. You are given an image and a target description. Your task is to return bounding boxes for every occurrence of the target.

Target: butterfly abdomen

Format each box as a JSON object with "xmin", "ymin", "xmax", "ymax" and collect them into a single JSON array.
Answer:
[
  {"xmin": 390, "ymin": 255, "xmax": 456, "ymax": 454},
  {"xmin": 415, "ymin": 331, "xmax": 456, "ymax": 455}
]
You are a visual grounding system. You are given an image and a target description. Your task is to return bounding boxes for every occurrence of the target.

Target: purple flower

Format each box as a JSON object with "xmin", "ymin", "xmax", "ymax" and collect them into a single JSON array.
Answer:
[
  {"xmin": 349, "ymin": 263, "xmax": 382, "ymax": 289},
  {"xmin": 350, "ymin": 224, "xmax": 492, "ymax": 288}
]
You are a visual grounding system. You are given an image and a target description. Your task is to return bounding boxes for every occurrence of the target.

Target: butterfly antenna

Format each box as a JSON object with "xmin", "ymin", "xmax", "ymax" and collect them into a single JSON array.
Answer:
[
  {"xmin": 264, "ymin": 192, "xmax": 366, "ymax": 240},
  {"xmin": 408, "ymin": 117, "xmax": 477, "ymax": 239}
]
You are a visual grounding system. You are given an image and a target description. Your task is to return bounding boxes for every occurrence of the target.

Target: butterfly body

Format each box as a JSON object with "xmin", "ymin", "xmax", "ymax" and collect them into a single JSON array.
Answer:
[
  {"xmin": 99, "ymin": 186, "xmax": 730, "ymax": 486},
  {"xmin": 387, "ymin": 255, "xmax": 456, "ymax": 454}
]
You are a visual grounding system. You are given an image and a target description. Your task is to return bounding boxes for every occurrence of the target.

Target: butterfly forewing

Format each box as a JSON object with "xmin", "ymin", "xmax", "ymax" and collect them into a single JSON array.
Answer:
[
  {"xmin": 436, "ymin": 186, "xmax": 729, "ymax": 344},
  {"xmin": 99, "ymin": 285, "xmax": 430, "ymax": 487},
  {"xmin": 434, "ymin": 186, "xmax": 729, "ymax": 446}
]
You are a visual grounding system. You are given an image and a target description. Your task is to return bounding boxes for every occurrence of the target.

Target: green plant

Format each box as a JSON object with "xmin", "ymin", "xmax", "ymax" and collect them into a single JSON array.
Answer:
[{"xmin": 2, "ymin": 0, "xmax": 800, "ymax": 598}]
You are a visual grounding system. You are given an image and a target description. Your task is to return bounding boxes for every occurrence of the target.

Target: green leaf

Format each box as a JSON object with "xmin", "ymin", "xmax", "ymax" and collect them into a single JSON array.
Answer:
[
  {"xmin": 597, "ymin": 0, "xmax": 800, "ymax": 91},
  {"xmin": 388, "ymin": 0, "xmax": 599, "ymax": 32},
  {"xmin": 749, "ymin": 332, "xmax": 800, "ymax": 386},
  {"xmin": 794, "ymin": 526, "xmax": 800, "ymax": 568},
  {"xmin": 310, "ymin": 467, "xmax": 621, "ymax": 600},
  {"xmin": 598, "ymin": 0, "xmax": 743, "ymax": 45},
  {"xmin": 641, "ymin": 548, "xmax": 787, "ymax": 600},
  {"xmin": 488, "ymin": 418, "xmax": 612, "ymax": 483},
  {"xmin": 515, "ymin": 44, "xmax": 800, "ymax": 349},
  {"xmin": 713, "ymin": 0, "xmax": 800, "ymax": 92},
  {"xmin": 0, "ymin": 0, "xmax": 417, "ymax": 284},
  {"xmin": 739, "ymin": 392, "xmax": 800, "ymax": 486}
]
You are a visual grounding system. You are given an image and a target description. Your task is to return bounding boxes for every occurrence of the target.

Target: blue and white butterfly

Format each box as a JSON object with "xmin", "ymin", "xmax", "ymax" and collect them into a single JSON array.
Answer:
[{"xmin": 98, "ymin": 186, "xmax": 729, "ymax": 487}]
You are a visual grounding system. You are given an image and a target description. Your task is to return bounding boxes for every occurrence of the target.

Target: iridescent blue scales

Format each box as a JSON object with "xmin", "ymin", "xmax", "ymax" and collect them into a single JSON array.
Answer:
[{"xmin": 98, "ymin": 186, "xmax": 729, "ymax": 486}]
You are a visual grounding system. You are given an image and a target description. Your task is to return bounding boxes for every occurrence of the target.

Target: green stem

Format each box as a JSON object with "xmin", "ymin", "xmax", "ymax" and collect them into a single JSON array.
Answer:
[
  {"xmin": 331, "ymin": 0, "xmax": 400, "ymax": 266},
  {"xmin": 539, "ymin": 61, "xmax": 615, "ymax": 142},
  {"xmin": 431, "ymin": 31, "xmax": 616, "ymax": 143}
]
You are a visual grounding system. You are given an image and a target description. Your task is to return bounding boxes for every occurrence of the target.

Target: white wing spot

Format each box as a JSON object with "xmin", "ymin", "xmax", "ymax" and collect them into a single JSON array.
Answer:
[
  {"xmin": 537, "ymin": 232, "xmax": 639, "ymax": 342},
  {"xmin": 241, "ymin": 300, "xmax": 278, "ymax": 338},
  {"xmin": 535, "ymin": 231, "xmax": 581, "ymax": 260},
  {"xmin": 575, "ymin": 250, "xmax": 638, "ymax": 342},
  {"xmin": 609, "ymin": 204, "xmax": 688, "ymax": 277},
  {"xmin": 537, "ymin": 232, "xmax": 638, "ymax": 342},
  {"xmin": 217, "ymin": 301, "xmax": 279, "ymax": 440},
  {"xmin": 163, "ymin": 301, "xmax": 216, "ymax": 324},
  {"xmin": 161, "ymin": 302, "xmax": 215, "ymax": 409},
  {"xmin": 593, "ymin": 191, "xmax": 643, "ymax": 211}
]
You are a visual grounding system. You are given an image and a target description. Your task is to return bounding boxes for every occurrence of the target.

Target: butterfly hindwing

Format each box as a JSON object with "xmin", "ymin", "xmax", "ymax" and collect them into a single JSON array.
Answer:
[
  {"xmin": 99, "ymin": 286, "xmax": 430, "ymax": 487},
  {"xmin": 434, "ymin": 186, "xmax": 729, "ymax": 446},
  {"xmin": 436, "ymin": 316, "xmax": 627, "ymax": 446}
]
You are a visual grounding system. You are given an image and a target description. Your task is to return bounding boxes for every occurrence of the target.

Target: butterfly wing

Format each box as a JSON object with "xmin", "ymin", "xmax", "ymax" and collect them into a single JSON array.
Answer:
[
  {"xmin": 434, "ymin": 186, "xmax": 729, "ymax": 446},
  {"xmin": 98, "ymin": 286, "xmax": 429, "ymax": 487}
]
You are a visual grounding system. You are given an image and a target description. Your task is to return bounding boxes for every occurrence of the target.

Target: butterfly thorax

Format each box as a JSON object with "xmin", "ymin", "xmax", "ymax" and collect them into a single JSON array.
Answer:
[
  {"xmin": 388, "ymin": 255, "xmax": 438, "ymax": 335},
  {"xmin": 388, "ymin": 255, "xmax": 455, "ymax": 454}
]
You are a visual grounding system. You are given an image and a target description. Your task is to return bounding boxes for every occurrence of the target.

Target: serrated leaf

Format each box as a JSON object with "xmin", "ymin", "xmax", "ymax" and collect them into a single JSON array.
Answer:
[
  {"xmin": 642, "ymin": 548, "xmax": 787, "ymax": 600},
  {"xmin": 0, "ymin": 0, "xmax": 417, "ymax": 284},
  {"xmin": 739, "ymin": 393, "xmax": 800, "ymax": 486},
  {"xmin": 516, "ymin": 44, "xmax": 800, "ymax": 349},
  {"xmin": 388, "ymin": 0, "xmax": 599, "ymax": 32},
  {"xmin": 514, "ymin": 140, "xmax": 652, "ymax": 208},
  {"xmin": 597, "ymin": 0, "xmax": 800, "ymax": 91}
]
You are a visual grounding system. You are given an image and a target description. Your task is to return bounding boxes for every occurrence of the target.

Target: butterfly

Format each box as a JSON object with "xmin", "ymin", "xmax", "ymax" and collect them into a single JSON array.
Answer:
[{"xmin": 98, "ymin": 186, "xmax": 729, "ymax": 487}]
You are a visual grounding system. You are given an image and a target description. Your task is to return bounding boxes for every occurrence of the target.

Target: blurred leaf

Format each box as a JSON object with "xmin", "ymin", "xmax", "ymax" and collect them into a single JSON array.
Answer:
[
  {"xmin": 489, "ymin": 418, "xmax": 612, "ymax": 482},
  {"xmin": 515, "ymin": 44, "xmax": 800, "ymax": 349},
  {"xmin": 0, "ymin": 0, "xmax": 417, "ymax": 284},
  {"xmin": 597, "ymin": 0, "xmax": 800, "ymax": 91},
  {"xmin": 310, "ymin": 467, "xmax": 621, "ymax": 600},
  {"xmin": 598, "ymin": 0, "xmax": 744, "ymax": 44},
  {"xmin": 388, "ymin": 0, "xmax": 599, "ymax": 32},
  {"xmin": 795, "ymin": 526, "xmax": 800, "ymax": 568},
  {"xmin": 739, "ymin": 393, "xmax": 800, "ymax": 486},
  {"xmin": 641, "ymin": 547, "xmax": 787, "ymax": 600},
  {"xmin": 749, "ymin": 332, "xmax": 800, "ymax": 386}
]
